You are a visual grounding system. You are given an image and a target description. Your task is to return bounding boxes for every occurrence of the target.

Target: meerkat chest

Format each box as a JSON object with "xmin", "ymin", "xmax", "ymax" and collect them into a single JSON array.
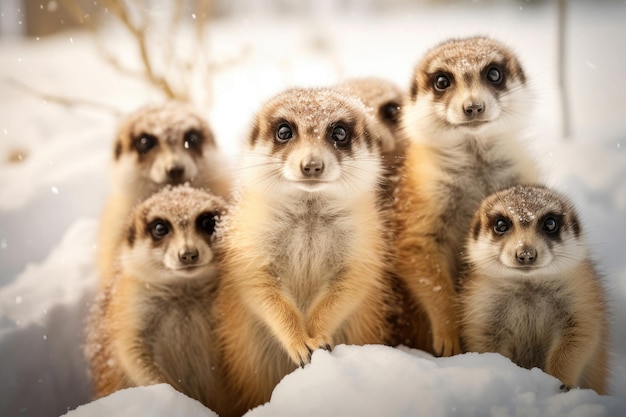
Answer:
[
  {"xmin": 270, "ymin": 209, "xmax": 351, "ymax": 276},
  {"xmin": 139, "ymin": 286, "xmax": 215, "ymax": 354},
  {"xmin": 262, "ymin": 202, "xmax": 359, "ymax": 302},
  {"xmin": 489, "ymin": 279, "xmax": 572, "ymax": 342},
  {"xmin": 442, "ymin": 139, "xmax": 520, "ymax": 201},
  {"xmin": 432, "ymin": 140, "xmax": 522, "ymax": 239}
]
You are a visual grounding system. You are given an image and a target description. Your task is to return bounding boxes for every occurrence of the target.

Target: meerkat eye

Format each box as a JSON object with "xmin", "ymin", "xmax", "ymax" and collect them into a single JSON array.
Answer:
[
  {"xmin": 135, "ymin": 134, "xmax": 157, "ymax": 155},
  {"xmin": 151, "ymin": 220, "xmax": 170, "ymax": 240},
  {"xmin": 276, "ymin": 124, "xmax": 293, "ymax": 143},
  {"xmin": 183, "ymin": 129, "xmax": 203, "ymax": 150},
  {"xmin": 331, "ymin": 125, "xmax": 350, "ymax": 146},
  {"xmin": 494, "ymin": 218, "xmax": 510, "ymax": 234},
  {"xmin": 486, "ymin": 67, "xmax": 503, "ymax": 84},
  {"xmin": 381, "ymin": 102, "xmax": 401, "ymax": 124},
  {"xmin": 542, "ymin": 217, "xmax": 559, "ymax": 234},
  {"xmin": 197, "ymin": 212, "xmax": 217, "ymax": 235},
  {"xmin": 434, "ymin": 74, "xmax": 451, "ymax": 91}
]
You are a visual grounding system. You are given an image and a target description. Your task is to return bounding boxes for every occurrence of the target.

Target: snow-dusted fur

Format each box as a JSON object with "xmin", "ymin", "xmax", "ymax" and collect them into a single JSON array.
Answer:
[
  {"xmin": 86, "ymin": 185, "xmax": 228, "ymax": 411},
  {"xmin": 459, "ymin": 185, "xmax": 609, "ymax": 394},
  {"xmin": 97, "ymin": 102, "xmax": 231, "ymax": 290},
  {"xmin": 393, "ymin": 36, "xmax": 540, "ymax": 357},
  {"xmin": 215, "ymin": 87, "xmax": 392, "ymax": 417}
]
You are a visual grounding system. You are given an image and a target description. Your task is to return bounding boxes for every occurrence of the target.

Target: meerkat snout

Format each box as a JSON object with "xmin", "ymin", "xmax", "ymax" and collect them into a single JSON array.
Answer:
[
  {"xmin": 167, "ymin": 164, "xmax": 185, "ymax": 181},
  {"xmin": 301, "ymin": 156, "xmax": 324, "ymax": 177},
  {"xmin": 515, "ymin": 245, "xmax": 537, "ymax": 265},
  {"xmin": 178, "ymin": 247, "xmax": 200, "ymax": 264},
  {"xmin": 462, "ymin": 99, "xmax": 485, "ymax": 118}
]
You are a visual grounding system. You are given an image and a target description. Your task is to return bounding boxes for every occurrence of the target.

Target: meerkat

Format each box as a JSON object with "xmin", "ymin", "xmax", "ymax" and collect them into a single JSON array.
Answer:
[
  {"xmin": 393, "ymin": 36, "xmax": 540, "ymax": 356},
  {"xmin": 459, "ymin": 185, "xmax": 609, "ymax": 394},
  {"xmin": 336, "ymin": 77, "xmax": 408, "ymax": 170},
  {"xmin": 215, "ymin": 87, "xmax": 391, "ymax": 416},
  {"xmin": 336, "ymin": 78, "xmax": 427, "ymax": 350},
  {"xmin": 86, "ymin": 185, "xmax": 228, "ymax": 411},
  {"xmin": 97, "ymin": 102, "xmax": 231, "ymax": 289}
]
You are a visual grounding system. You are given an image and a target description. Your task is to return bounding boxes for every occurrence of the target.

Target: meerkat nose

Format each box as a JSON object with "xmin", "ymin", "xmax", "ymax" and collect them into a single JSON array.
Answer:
[
  {"xmin": 179, "ymin": 248, "xmax": 199, "ymax": 264},
  {"xmin": 167, "ymin": 165, "xmax": 185, "ymax": 181},
  {"xmin": 463, "ymin": 100, "xmax": 485, "ymax": 118},
  {"xmin": 301, "ymin": 158, "xmax": 325, "ymax": 177},
  {"xmin": 516, "ymin": 246, "xmax": 537, "ymax": 265}
]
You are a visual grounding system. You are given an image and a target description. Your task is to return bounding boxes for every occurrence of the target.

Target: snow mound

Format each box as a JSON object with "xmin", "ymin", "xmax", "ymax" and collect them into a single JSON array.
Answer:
[
  {"xmin": 0, "ymin": 218, "xmax": 97, "ymax": 330},
  {"xmin": 61, "ymin": 345, "xmax": 626, "ymax": 417},
  {"xmin": 62, "ymin": 384, "xmax": 217, "ymax": 417}
]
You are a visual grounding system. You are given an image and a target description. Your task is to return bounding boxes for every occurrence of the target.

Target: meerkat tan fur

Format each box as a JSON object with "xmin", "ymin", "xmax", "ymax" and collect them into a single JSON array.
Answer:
[
  {"xmin": 336, "ymin": 77, "xmax": 428, "ymax": 349},
  {"xmin": 86, "ymin": 185, "xmax": 228, "ymax": 411},
  {"xmin": 215, "ymin": 87, "xmax": 391, "ymax": 416},
  {"xmin": 97, "ymin": 102, "xmax": 231, "ymax": 289},
  {"xmin": 459, "ymin": 185, "xmax": 609, "ymax": 394},
  {"xmin": 393, "ymin": 36, "xmax": 540, "ymax": 356}
]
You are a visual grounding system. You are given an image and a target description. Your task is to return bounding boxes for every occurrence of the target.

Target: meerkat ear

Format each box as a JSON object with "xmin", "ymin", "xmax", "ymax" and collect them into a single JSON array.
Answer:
[
  {"xmin": 409, "ymin": 78, "xmax": 418, "ymax": 101},
  {"xmin": 114, "ymin": 140, "xmax": 122, "ymax": 160},
  {"xmin": 247, "ymin": 119, "xmax": 260, "ymax": 147},
  {"xmin": 127, "ymin": 222, "xmax": 136, "ymax": 247},
  {"xmin": 471, "ymin": 216, "xmax": 482, "ymax": 241}
]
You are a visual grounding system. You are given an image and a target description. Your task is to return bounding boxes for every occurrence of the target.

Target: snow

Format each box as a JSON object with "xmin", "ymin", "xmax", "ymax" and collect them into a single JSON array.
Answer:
[{"xmin": 1, "ymin": 1, "xmax": 626, "ymax": 417}]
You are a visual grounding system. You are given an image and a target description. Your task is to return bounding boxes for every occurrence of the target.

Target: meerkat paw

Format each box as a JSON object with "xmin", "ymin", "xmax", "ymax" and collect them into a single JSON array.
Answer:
[
  {"xmin": 432, "ymin": 329, "xmax": 461, "ymax": 357},
  {"xmin": 285, "ymin": 342, "xmax": 314, "ymax": 368},
  {"xmin": 308, "ymin": 335, "xmax": 334, "ymax": 353}
]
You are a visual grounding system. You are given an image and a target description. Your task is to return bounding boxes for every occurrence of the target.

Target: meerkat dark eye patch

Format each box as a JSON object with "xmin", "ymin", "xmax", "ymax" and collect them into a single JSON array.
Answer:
[
  {"xmin": 135, "ymin": 133, "xmax": 158, "ymax": 155},
  {"xmin": 540, "ymin": 214, "xmax": 563, "ymax": 238},
  {"xmin": 276, "ymin": 123, "xmax": 294, "ymax": 144},
  {"xmin": 183, "ymin": 129, "xmax": 203, "ymax": 150},
  {"xmin": 493, "ymin": 216, "xmax": 511, "ymax": 235},
  {"xmin": 331, "ymin": 124, "xmax": 350, "ymax": 146},
  {"xmin": 486, "ymin": 66, "xmax": 504, "ymax": 84},
  {"xmin": 380, "ymin": 101, "xmax": 401, "ymax": 124},
  {"xmin": 327, "ymin": 121, "xmax": 354, "ymax": 151},
  {"xmin": 196, "ymin": 212, "xmax": 218, "ymax": 235},
  {"xmin": 149, "ymin": 219, "xmax": 171, "ymax": 241},
  {"xmin": 433, "ymin": 73, "xmax": 452, "ymax": 92}
]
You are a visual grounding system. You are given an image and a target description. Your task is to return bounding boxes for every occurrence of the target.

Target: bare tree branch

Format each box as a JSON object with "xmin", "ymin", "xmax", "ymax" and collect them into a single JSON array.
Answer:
[
  {"xmin": 101, "ymin": 0, "xmax": 183, "ymax": 100},
  {"xmin": 4, "ymin": 77, "xmax": 124, "ymax": 118},
  {"xmin": 26, "ymin": 0, "xmax": 248, "ymax": 112}
]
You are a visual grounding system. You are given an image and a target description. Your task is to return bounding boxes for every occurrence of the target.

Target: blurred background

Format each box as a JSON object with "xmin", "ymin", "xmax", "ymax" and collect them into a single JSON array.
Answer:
[{"xmin": 1, "ymin": 0, "xmax": 625, "ymax": 282}]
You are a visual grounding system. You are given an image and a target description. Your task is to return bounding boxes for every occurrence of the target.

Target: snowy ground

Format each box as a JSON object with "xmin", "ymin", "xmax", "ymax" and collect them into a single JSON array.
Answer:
[{"xmin": 1, "ymin": 1, "xmax": 625, "ymax": 416}]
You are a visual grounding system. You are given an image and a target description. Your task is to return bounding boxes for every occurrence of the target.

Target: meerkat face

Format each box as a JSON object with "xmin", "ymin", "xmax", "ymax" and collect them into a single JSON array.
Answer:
[
  {"xmin": 467, "ymin": 185, "xmax": 587, "ymax": 279},
  {"xmin": 336, "ymin": 77, "xmax": 405, "ymax": 155},
  {"xmin": 240, "ymin": 87, "xmax": 383, "ymax": 199},
  {"xmin": 112, "ymin": 103, "xmax": 218, "ymax": 195},
  {"xmin": 404, "ymin": 36, "xmax": 529, "ymax": 142},
  {"xmin": 121, "ymin": 185, "xmax": 226, "ymax": 282}
]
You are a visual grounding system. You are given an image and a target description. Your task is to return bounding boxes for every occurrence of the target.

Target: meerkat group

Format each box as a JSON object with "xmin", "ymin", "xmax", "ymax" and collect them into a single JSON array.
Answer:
[{"xmin": 85, "ymin": 35, "xmax": 610, "ymax": 416}]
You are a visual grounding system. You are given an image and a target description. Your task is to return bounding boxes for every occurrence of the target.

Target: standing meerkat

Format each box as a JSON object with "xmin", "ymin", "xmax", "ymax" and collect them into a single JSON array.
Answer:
[
  {"xmin": 336, "ymin": 78, "xmax": 426, "ymax": 349},
  {"xmin": 97, "ymin": 102, "xmax": 231, "ymax": 289},
  {"xmin": 460, "ymin": 185, "xmax": 609, "ymax": 394},
  {"xmin": 215, "ymin": 87, "xmax": 391, "ymax": 416},
  {"xmin": 393, "ymin": 36, "xmax": 540, "ymax": 356},
  {"xmin": 86, "ymin": 185, "xmax": 228, "ymax": 411}
]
